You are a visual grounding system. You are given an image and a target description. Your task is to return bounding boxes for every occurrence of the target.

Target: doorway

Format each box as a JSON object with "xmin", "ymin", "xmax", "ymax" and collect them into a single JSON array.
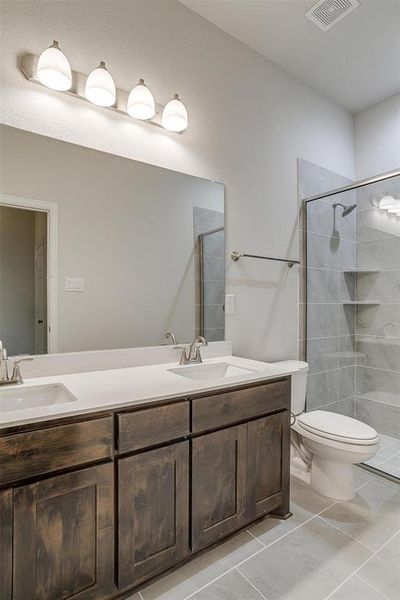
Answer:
[
  {"xmin": 0, "ymin": 205, "xmax": 48, "ymax": 354},
  {"xmin": 0, "ymin": 195, "xmax": 57, "ymax": 355}
]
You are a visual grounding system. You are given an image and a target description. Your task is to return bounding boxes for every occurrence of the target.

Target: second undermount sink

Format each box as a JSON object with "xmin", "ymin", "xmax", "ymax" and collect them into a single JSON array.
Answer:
[
  {"xmin": 0, "ymin": 383, "xmax": 78, "ymax": 413},
  {"xmin": 168, "ymin": 362, "xmax": 257, "ymax": 382}
]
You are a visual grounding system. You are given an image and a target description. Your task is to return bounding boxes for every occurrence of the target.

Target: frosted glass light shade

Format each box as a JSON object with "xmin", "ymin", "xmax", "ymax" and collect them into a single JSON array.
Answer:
[
  {"xmin": 162, "ymin": 93, "xmax": 188, "ymax": 132},
  {"xmin": 379, "ymin": 195, "xmax": 396, "ymax": 210},
  {"xmin": 37, "ymin": 41, "xmax": 72, "ymax": 91},
  {"xmin": 127, "ymin": 79, "xmax": 155, "ymax": 120},
  {"xmin": 388, "ymin": 201, "xmax": 400, "ymax": 215},
  {"xmin": 85, "ymin": 61, "xmax": 116, "ymax": 107},
  {"xmin": 379, "ymin": 195, "xmax": 400, "ymax": 215}
]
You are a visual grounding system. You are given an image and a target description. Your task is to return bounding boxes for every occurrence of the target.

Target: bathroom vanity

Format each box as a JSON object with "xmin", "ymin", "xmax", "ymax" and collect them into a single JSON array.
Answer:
[
  {"xmin": 0, "ymin": 356, "xmax": 296, "ymax": 600},
  {"xmin": 0, "ymin": 126, "xmax": 307, "ymax": 599}
]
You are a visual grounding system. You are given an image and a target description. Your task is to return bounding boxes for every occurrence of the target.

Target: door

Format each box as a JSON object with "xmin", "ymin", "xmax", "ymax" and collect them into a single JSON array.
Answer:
[
  {"xmin": 34, "ymin": 237, "xmax": 47, "ymax": 354},
  {"xmin": 247, "ymin": 411, "xmax": 290, "ymax": 520},
  {"xmin": 12, "ymin": 463, "xmax": 114, "ymax": 600},
  {"xmin": 191, "ymin": 424, "xmax": 247, "ymax": 552},
  {"xmin": 118, "ymin": 441, "xmax": 189, "ymax": 589}
]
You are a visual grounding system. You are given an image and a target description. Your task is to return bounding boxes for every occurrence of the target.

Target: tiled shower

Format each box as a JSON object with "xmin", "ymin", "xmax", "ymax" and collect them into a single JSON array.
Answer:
[
  {"xmin": 193, "ymin": 206, "xmax": 225, "ymax": 342},
  {"xmin": 299, "ymin": 159, "xmax": 400, "ymax": 480}
]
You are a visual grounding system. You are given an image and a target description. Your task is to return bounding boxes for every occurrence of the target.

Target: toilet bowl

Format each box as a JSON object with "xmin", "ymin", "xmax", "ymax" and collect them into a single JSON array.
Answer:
[
  {"xmin": 279, "ymin": 361, "xmax": 379, "ymax": 500},
  {"xmin": 292, "ymin": 410, "xmax": 379, "ymax": 500}
]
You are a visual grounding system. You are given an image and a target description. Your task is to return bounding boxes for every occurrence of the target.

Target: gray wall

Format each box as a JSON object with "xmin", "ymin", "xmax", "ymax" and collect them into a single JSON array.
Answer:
[
  {"xmin": 355, "ymin": 93, "xmax": 400, "ymax": 178},
  {"xmin": 0, "ymin": 126, "xmax": 223, "ymax": 352}
]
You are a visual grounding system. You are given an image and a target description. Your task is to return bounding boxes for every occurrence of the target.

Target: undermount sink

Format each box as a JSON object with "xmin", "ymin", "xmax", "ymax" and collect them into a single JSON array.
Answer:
[
  {"xmin": 168, "ymin": 362, "xmax": 257, "ymax": 382},
  {"xmin": 0, "ymin": 383, "xmax": 78, "ymax": 413}
]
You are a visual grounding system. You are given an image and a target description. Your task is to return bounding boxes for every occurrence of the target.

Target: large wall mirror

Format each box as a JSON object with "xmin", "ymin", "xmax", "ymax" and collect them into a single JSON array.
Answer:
[{"xmin": 0, "ymin": 125, "xmax": 225, "ymax": 355}]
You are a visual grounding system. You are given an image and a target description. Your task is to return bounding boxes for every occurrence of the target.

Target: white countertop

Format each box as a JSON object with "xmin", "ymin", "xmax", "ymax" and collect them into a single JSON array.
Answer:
[{"xmin": 0, "ymin": 355, "xmax": 308, "ymax": 429}]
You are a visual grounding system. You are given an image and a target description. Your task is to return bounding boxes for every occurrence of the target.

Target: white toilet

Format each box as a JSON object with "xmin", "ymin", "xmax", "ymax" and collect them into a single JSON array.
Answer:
[{"xmin": 286, "ymin": 361, "xmax": 379, "ymax": 500}]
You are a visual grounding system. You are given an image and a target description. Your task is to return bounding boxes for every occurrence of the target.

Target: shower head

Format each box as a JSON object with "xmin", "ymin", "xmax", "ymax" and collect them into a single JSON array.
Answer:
[
  {"xmin": 333, "ymin": 202, "xmax": 356, "ymax": 217},
  {"xmin": 342, "ymin": 204, "xmax": 356, "ymax": 217}
]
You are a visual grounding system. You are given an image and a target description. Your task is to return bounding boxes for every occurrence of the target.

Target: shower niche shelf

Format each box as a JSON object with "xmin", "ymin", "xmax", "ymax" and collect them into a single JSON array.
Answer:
[
  {"xmin": 342, "ymin": 269, "xmax": 381, "ymax": 274},
  {"xmin": 342, "ymin": 301, "xmax": 381, "ymax": 305}
]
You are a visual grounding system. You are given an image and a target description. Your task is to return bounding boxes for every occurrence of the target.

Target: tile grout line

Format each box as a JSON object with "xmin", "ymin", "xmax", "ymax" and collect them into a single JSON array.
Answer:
[
  {"xmin": 371, "ymin": 475, "xmax": 400, "ymax": 491},
  {"xmin": 317, "ymin": 514, "xmax": 375, "ymax": 552},
  {"xmin": 355, "ymin": 574, "xmax": 391, "ymax": 600},
  {"xmin": 234, "ymin": 568, "xmax": 269, "ymax": 600},
  {"xmin": 246, "ymin": 528, "xmax": 267, "ymax": 547},
  {"xmin": 138, "ymin": 592, "xmax": 145, "ymax": 600},
  {"xmin": 353, "ymin": 477, "xmax": 375, "ymax": 492},
  {"xmin": 322, "ymin": 527, "xmax": 400, "ymax": 600}
]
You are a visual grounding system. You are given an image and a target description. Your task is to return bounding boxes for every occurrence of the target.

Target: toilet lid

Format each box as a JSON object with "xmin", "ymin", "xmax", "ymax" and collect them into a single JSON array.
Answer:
[{"xmin": 296, "ymin": 411, "xmax": 378, "ymax": 444}]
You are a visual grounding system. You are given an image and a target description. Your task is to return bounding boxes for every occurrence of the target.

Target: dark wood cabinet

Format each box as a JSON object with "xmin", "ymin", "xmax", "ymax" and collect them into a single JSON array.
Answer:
[
  {"xmin": 0, "ymin": 377, "xmax": 291, "ymax": 600},
  {"xmin": 0, "ymin": 416, "xmax": 113, "ymax": 486},
  {"xmin": 192, "ymin": 410, "xmax": 290, "ymax": 551},
  {"xmin": 118, "ymin": 441, "xmax": 189, "ymax": 590},
  {"xmin": 247, "ymin": 411, "xmax": 290, "ymax": 520},
  {"xmin": 191, "ymin": 424, "xmax": 247, "ymax": 551},
  {"xmin": 0, "ymin": 488, "xmax": 12, "ymax": 600},
  {"xmin": 118, "ymin": 401, "xmax": 189, "ymax": 454},
  {"xmin": 191, "ymin": 379, "xmax": 290, "ymax": 433},
  {"xmin": 12, "ymin": 463, "xmax": 115, "ymax": 600}
]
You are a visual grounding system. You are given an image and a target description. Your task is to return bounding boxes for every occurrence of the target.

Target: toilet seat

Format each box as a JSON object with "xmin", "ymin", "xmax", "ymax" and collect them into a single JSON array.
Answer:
[{"xmin": 296, "ymin": 410, "xmax": 378, "ymax": 446}]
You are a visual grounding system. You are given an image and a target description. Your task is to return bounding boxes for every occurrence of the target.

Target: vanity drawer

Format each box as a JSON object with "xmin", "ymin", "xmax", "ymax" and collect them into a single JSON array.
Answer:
[
  {"xmin": 191, "ymin": 378, "xmax": 290, "ymax": 433},
  {"xmin": 117, "ymin": 401, "xmax": 190, "ymax": 454},
  {"xmin": 0, "ymin": 416, "xmax": 113, "ymax": 486}
]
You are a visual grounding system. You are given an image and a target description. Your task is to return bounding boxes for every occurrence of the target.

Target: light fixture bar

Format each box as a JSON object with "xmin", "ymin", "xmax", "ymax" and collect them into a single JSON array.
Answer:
[{"xmin": 20, "ymin": 53, "xmax": 171, "ymax": 131}]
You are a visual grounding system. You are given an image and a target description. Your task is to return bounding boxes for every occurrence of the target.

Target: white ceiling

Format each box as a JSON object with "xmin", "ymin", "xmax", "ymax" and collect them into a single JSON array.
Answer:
[{"xmin": 179, "ymin": 0, "xmax": 400, "ymax": 113}]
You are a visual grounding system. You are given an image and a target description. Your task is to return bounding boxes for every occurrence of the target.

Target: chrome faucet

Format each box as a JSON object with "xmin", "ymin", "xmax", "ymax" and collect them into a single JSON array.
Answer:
[
  {"xmin": 164, "ymin": 331, "xmax": 179, "ymax": 345},
  {"xmin": 0, "ymin": 341, "xmax": 33, "ymax": 385},
  {"xmin": 176, "ymin": 336, "xmax": 208, "ymax": 365}
]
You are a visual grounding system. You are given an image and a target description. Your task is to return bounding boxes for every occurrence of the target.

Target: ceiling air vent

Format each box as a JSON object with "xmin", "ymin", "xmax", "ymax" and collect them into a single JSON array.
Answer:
[{"xmin": 305, "ymin": 0, "xmax": 360, "ymax": 31}]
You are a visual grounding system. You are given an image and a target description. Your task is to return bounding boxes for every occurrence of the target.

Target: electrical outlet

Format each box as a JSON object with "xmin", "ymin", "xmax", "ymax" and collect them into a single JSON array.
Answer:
[
  {"xmin": 225, "ymin": 294, "xmax": 235, "ymax": 315},
  {"xmin": 65, "ymin": 277, "xmax": 84, "ymax": 292}
]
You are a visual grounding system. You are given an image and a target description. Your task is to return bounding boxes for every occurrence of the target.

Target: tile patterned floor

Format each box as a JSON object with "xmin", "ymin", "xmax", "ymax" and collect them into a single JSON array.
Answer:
[
  {"xmin": 128, "ymin": 467, "xmax": 400, "ymax": 600},
  {"xmin": 364, "ymin": 433, "xmax": 400, "ymax": 477}
]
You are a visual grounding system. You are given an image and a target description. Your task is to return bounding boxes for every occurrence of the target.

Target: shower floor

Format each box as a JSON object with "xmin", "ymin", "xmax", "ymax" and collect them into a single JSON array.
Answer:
[{"xmin": 363, "ymin": 433, "xmax": 400, "ymax": 478}]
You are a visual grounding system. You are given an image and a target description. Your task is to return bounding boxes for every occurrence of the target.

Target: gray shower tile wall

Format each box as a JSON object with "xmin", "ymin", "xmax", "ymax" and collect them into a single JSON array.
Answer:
[
  {"xmin": 193, "ymin": 207, "xmax": 225, "ymax": 342},
  {"xmin": 354, "ymin": 176, "xmax": 400, "ymax": 440},
  {"xmin": 298, "ymin": 159, "xmax": 356, "ymax": 416}
]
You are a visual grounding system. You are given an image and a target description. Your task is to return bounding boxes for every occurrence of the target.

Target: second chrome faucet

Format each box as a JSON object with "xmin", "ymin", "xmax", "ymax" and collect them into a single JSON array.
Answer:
[{"xmin": 175, "ymin": 336, "xmax": 208, "ymax": 365}]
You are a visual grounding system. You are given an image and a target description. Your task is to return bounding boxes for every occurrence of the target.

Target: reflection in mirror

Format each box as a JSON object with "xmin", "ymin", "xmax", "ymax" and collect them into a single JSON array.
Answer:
[
  {"xmin": 0, "ymin": 206, "xmax": 48, "ymax": 355},
  {"xmin": 0, "ymin": 125, "xmax": 225, "ymax": 355}
]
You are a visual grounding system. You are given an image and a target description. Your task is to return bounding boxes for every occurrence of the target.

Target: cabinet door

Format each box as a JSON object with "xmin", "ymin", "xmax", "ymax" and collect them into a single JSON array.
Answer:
[
  {"xmin": 191, "ymin": 424, "xmax": 247, "ymax": 552},
  {"xmin": 118, "ymin": 441, "xmax": 189, "ymax": 589},
  {"xmin": 247, "ymin": 411, "xmax": 290, "ymax": 521},
  {"xmin": 0, "ymin": 488, "xmax": 12, "ymax": 600},
  {"xmin": 13, "ymin": 463, "xmax": 114, "ymax": 600}
]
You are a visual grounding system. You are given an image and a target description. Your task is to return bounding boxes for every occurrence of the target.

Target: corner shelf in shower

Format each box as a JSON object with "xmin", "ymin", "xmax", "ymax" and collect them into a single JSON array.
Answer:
[
  {"xmin": 342, "ymin": 269, "xmax": 381, "ymax": 274},
  {"xmin": 342, "ymin": 301, "xmax": 381, "ymax": 305}
]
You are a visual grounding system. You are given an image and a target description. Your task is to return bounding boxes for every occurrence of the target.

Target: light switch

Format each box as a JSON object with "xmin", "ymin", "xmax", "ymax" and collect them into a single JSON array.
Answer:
[
  {"xmin": 65, "ymin": 277, "xmax": 84, "ymax": 292},
  {"xmin": 225, "ymin": 294, "xmax": 235, "ymax": 315}
]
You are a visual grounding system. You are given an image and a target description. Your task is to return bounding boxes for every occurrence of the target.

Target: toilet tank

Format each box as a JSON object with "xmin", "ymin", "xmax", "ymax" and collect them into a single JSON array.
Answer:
[
  {"xmin": 290, "ymin": 363, "xmax": 309, "ymax": 415},
  {"xmin": 267, "ymin": 360, "xmax": 308, "ymax": 415}
]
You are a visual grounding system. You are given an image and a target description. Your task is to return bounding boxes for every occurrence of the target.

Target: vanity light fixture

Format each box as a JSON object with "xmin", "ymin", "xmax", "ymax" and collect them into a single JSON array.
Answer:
[
  {"xmin": 21, "ymin": 45, "xmax": 188, "ymax": 132},
  {"xmin": 127, "ymin": 78, "xmax": 155, "ymax": 120},
  {"xmin": 162, "ymin": 93, "xmax": 188, "ymax": 132},
  {"xmin": 85, "ymin": 61, "xmax": 116, "ymax": 107},
  {"xmin": 36, "ymin": 40, "xmax": 72, "ymax": 91}
]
